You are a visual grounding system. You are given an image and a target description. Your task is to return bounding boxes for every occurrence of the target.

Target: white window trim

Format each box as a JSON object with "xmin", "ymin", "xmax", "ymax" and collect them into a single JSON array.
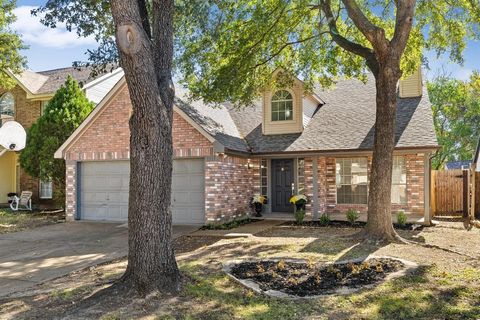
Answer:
[
  {"xmin": 391, "ymin": 156, "xmax": 407, "ymax": 205},
  {"xmin": 271, "ymin": 89, "xmax": 295, "ymax": 122},
  {"xmin": 39, "ymin": 180, "xmax": 53, "ymax": 199},
  {"xmin": 335, "ymin": 157, "xmax": 369, "ymax": 205}
]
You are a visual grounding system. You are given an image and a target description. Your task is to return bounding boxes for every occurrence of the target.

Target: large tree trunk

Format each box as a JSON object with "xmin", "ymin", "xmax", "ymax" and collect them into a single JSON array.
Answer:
[
  {"xmin": 364, "ymin": 62, "xmax": 401, "ymax": 241},
  {"xmin": 110, "ymin": 0, "xmax": 180, "ymax": 295}
]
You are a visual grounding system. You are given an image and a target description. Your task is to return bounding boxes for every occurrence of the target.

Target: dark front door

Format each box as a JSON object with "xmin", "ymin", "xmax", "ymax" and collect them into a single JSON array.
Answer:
[{"xmin": 271, "ymin": 159, "xmax": 294, "ymax": 212}]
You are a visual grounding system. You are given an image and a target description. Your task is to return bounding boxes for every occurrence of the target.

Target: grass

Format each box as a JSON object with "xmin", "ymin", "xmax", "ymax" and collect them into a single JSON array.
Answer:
[
  {"xmin": 1, "ymin": 221, "xmax": 479, "ymax": 319},
  {"xmin": 0, "ymin": 208, "xmax": 64, "ymax": 234}
]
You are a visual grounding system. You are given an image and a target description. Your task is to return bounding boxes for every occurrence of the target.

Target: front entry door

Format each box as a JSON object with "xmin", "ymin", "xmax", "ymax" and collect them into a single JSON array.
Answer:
[{"xmin": 271, "ymin": 159, "xmax": 294, "ymax": 212}]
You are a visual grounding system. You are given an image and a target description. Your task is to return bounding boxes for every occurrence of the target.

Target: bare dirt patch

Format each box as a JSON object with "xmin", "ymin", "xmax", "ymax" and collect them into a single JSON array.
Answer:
[{"xmin": 0, "ymin": 209, "xmax": 65, "ymax": 234}]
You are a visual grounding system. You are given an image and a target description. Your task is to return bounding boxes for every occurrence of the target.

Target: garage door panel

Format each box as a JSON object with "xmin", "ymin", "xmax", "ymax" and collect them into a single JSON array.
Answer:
[{"xmin": 80, "ymin": 159, "xmax": 204, "ymax": 224}]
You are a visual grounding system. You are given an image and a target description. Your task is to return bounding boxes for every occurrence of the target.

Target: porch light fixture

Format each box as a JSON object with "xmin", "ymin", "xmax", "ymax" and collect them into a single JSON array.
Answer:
[{"xmin": 246, "ymin": 159, "xmax": 253, "ymax": 169}]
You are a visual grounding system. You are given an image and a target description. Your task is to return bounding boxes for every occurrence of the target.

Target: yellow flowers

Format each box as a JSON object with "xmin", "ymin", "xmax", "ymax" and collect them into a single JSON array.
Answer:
[
  {"xmin": 289, "ymin": 194, "xmax": 307, "ymax": 204},
  {"xmin": 252, "ymin": 195, "xmax": 266, "ymax": 204}
]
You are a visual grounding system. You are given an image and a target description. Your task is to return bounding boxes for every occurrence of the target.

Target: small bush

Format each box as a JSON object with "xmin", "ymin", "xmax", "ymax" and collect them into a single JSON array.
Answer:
[
  {"xmin": 346, "ymin": 209, "xmax": 359, "ymax": 225},
  {"xmin": 294, "ymin": 209, "xmax": 305, "ymax": 224},
  {"xmin": 396, "ymin": 210, "xmax": 407, "ymax": 227},
  {"xmin": 318, "ymin": 214, "xmax": 330, "ymax": 226}
]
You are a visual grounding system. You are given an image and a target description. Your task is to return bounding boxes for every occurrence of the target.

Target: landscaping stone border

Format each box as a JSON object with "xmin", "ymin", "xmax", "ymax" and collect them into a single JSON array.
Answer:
[{"xmin": 223, "ymin": 255, "xmax": 418, "ymax": 299}]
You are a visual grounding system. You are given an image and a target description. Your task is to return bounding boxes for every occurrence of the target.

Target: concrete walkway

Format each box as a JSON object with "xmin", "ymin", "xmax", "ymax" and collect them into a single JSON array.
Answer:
[{"xmin": 0, "ymin": 222, "xmax": 197, "ymax": 297}]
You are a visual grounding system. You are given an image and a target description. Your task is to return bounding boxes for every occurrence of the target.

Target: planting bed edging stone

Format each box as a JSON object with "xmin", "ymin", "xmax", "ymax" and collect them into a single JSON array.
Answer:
[{"xmin": 223, "ymin": 256, "xmax": 418, "ymax": 299}]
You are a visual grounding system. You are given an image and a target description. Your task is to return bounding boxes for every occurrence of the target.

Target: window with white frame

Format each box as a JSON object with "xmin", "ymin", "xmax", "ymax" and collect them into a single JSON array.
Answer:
[
  {"xmin": 271, "ymin": 90, "xmax": 293, "ymax": 121},
  {"xmin": 0, "ymin": 92, "xmax": 15, "ymax": 117},
  {"xmin": 391, "ymin": 156, "xmax": 407, "ymax": 204},
  {"xmin": 40, "ymin": 100, "xmax": 49, "ymax": 116},
  {"xmin": 297, "ymin": 158, "xmax": 305, "ymax": 194},
  {"xmin": 39, "ymin": 180, "xmax": 53, "ymax": 199},
  {"xmin": 336, "ymin": 158, "xmax": 368, "ymax": 204},
  {"xmin": 260, "ymin": 159, "xmax": 268, "ymax": 196}
]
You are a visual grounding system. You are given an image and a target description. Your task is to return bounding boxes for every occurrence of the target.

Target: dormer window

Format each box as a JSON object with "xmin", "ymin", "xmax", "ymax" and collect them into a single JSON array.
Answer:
[
  {"xmin": 271, "ymin": 90, "xmax": 293, "ymax": 121},
  {"xmin": 0, "ymin": 92, "xmax": 15, "ymax": 117}
]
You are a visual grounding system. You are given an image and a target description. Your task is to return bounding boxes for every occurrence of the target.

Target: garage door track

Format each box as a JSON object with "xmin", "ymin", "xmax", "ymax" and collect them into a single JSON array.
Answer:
[{"xmin": 0, "ymin": 222, "xmax": 197, "ymax": 298}]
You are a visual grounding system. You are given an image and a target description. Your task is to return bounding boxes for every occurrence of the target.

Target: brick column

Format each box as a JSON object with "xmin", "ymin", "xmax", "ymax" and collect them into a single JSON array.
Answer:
[{"xmin": 65, "ymin": 161, "xmax": 77, "ymax": 221}]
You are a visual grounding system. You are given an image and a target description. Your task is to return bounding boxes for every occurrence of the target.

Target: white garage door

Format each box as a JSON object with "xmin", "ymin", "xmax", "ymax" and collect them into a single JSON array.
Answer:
[{"xmin": 79, "ymin": 159, "xmax": 205, "ymax": 224}]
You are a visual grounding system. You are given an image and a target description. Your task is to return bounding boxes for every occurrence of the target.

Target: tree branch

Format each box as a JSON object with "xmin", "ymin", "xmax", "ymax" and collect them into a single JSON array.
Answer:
[
  {"xmin": 320, "ymin": 0, "xmax": 378, "ymax": 73},
  {"xmin": 341, "ymin": 0, "xmax": 387, "ymax": 50},
  {"xmin": 137, "ymin": 0, "xmax": 151, "ymax": 39},
  {"xmin": 252, "ymin": 34, "xmax": 324, "ymax": 69},
  {"xmin": 390, "ymin": 0, "xmax": 416, "ymax": 62}
]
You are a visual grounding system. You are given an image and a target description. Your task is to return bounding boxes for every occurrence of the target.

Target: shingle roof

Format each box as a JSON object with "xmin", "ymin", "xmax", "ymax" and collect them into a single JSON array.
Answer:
[
  {"xmin": 174, "ymin": 86, "xmax": 250, "ymax": 152},
  {"xmin": 224, "ymin": 75, "xmax": 438, "ymax": 153},
  {"xmin": 13, "ymin": 66, "xmax": 99, "ymax": 95},
  {"xmin": 36, "ymin": 67, "xmax": 97, "ymax": 94}
]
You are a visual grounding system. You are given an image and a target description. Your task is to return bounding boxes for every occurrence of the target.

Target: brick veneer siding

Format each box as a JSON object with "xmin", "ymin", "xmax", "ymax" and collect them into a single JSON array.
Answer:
[
  {"xmin": 0, "ymin": 85, "xmax": 45, "ymax": 204},
  {"xmin": 64, "ymin": 84, "xmax": 213, "ymax": 161},
  {"xmin": 65, "ymin": 161, "xmax": 77, "ymax": 221},
  {"xmin": 204, "ymin": 156, "xmax": 260, "ymax": 223},
  {"xmin": 322, "ymin": 154, "xmax": 425, "ymax": 215},
  {"xmin": 254, "ymin": 153, "xmax": 425, "ymax": 218}
]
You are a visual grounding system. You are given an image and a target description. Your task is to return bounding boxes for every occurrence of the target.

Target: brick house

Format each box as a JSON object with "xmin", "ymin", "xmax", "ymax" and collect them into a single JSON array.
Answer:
[
  {"xmin": 55, "ymin": 69, "xmax": 438, "ymax": 224},
  {"xmin": 0, "ymin": 67, "xmax": 123, "ymax": 206}
]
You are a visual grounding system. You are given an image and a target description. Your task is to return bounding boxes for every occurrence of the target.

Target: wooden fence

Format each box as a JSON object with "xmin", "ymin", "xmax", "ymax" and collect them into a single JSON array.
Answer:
[
  {"xmin": 475, "ymin": 172, "xmax": 480, "ymax": 219},
  {"xmin": 431, "ymin": 169, "xmax": 465, "ymax": 216},
  {"xmin": 431, "ymin": 168, "xmax": 480, "ymax": 218}
]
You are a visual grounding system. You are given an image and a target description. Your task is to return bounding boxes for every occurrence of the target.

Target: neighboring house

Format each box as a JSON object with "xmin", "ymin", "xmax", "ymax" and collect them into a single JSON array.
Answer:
[
  {"xmin": 445, "ymin": 161, "xmax": 472, "ymax": 170},
  {"xmin": 474, "ymin": 137, "xmax": 480, "ymax": 171},
  {"xmin": 55, "ymin": 69, "xmax": 439, "ymax": 224},
  {"xmin": 0, "ymin": 67, "xmax": 121, "ymax": 205}
]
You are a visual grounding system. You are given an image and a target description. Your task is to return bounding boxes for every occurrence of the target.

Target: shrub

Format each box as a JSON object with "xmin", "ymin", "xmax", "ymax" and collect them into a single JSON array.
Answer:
[
  {"xmin": 318, "ymin": 214, "xmax": 330, "ymax": 226},
  {"xmin": 294, "ymin": 209, "xmax": 305, "ymax": 225},
  {"xmin": 346, "ymin": 209, "xmax": 359, "ymax": 225},
  {"xmin": 396, "ymin": 210, "xmax": 407, "ymax": 227}
]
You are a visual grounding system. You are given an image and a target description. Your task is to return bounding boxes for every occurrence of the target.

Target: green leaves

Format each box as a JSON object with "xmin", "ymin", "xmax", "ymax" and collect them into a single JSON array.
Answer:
[
  {"xmin": 19, "ymin": 76, "xmax": 94, "ymax": 196},
  {"xmin": 0, "ymin": 0, "xmax": 27, "ymax": 89},
  {"xmin": 428, "ymin": 72, "xmax": 480, "ymax": 169},
  {"xmin": 174, "ymin": 0, "xmax": 479, "ymax": 105}
]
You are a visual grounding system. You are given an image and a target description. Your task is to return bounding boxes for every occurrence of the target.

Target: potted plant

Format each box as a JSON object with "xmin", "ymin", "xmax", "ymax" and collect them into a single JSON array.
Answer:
[
  {"xmin": 290, "ymin": 195, "xmax": 308, "ymax": 224},
  {"xmin": 289, "ymin": 194, "xmax": 308, "ymax": 211},
  {"xmin": 251, "ymin": 195, "xmax": 267, "ymax": 217}
]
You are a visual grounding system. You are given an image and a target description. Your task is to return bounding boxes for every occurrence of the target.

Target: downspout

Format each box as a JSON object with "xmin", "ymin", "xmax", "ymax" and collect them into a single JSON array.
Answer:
[{"xmin": 424, "ymin": 152, "xmax": 434, "ymax": 226}]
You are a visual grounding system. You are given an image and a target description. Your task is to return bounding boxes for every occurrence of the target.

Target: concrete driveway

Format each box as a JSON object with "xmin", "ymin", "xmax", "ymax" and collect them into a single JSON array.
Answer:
[{"xmin": 0, "ymin": 222, "xmax": 198, "ymax": 297}]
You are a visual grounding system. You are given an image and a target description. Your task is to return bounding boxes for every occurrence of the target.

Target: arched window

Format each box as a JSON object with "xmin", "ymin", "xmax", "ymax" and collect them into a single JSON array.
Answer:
[
  {"xmin": 0, "ymin": 92, "xmax": 15, "ymax": 117},
  {"xmin": 271, "ymin": 90, "xmax": 293, "ymax": 121}
]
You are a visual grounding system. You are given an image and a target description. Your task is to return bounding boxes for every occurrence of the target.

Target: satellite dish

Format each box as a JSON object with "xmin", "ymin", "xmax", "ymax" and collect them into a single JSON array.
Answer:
[{"xmin": 0, "ymin": 121, "xmax": 26, "ymax": 151}]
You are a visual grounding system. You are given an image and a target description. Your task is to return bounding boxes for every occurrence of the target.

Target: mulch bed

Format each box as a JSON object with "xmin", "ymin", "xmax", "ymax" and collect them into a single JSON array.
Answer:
[
  {"xmin": 201, "ymin": 218, "xmax": 263, "ymax": 230},
  {"xmin": 230, "ymin": 258, "xmax": 404, "ymax": 297},
  {"xmin": 281, "ymin": 220, "xmax": 424, "ymax": 231}
]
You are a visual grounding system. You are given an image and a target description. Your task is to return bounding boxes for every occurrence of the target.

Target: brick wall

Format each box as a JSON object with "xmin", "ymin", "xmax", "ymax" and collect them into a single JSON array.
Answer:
[
  {"xmin": 64, "ymin": 84, "xmax": 214, "ymax": 161},
  {"xmin": 255, "ymin": 154, "xmax": 426, "ymax": 218},
  {"xmin": 323, "ymin": 154, "xmax": 425, "ymax": 215},
  {"xmin": 65, "ymin": 161, "xmax": 77, "ymax": 221},
  {"xmin": 204, "ymin": 156, "xmax": 260, "ymax": 223}
]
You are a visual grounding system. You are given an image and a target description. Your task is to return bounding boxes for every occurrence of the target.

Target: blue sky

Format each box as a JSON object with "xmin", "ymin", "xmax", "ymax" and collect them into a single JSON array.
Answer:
[{"xmin": 14, "ymin": 0, "xmax": 480, "ymax": 80}]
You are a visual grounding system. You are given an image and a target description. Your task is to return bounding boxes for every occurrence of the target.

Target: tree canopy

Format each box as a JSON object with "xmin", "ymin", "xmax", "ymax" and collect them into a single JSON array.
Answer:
[
  {"xmin": 0, "ymin": 0, "xmax": 27, "ymax": 88},
  {"xmin": 35, "ymin": 1, "xmax": 480, "ymax": 104},
  {"xmin": 428, "ymin": 72, "xmax": 480, "ymax": 169},
  {"xmin": 19, "ymin": 76, "xmax": 94, "ymax": 203}
]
